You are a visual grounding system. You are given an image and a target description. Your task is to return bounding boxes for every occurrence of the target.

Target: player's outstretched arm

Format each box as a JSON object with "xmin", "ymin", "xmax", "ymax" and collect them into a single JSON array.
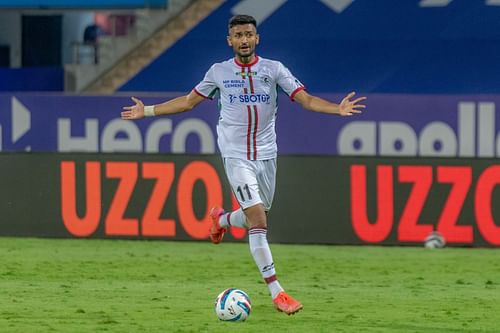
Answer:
[
  {"xmin": 293, "ymin": 90, "xmax": 366, "ymax": 116},
  {"xmin": 121, "ymin": 90, "xmax": 206, "ymax": 120}
]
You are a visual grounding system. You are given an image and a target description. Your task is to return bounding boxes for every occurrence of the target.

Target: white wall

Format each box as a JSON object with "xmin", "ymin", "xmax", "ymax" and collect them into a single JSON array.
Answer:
[{"xmin": 62, "ymin": 12, "xmax": 94, "ymax": 64}]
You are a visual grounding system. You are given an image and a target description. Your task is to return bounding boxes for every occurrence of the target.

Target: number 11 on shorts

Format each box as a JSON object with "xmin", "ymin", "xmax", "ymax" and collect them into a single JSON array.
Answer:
[{"xmin": 236, "ymin": 184, "xmax": 252, "ymax": 202}]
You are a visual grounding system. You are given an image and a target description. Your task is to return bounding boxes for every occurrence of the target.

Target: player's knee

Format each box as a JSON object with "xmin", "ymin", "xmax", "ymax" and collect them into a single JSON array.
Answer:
[
  {"xmin": 248, "ymin": 219, "xmax": 267, "ymax": 229},
  {"xmin": 244, "ymin": 204, "xmax": 267, "ymax": 228}
]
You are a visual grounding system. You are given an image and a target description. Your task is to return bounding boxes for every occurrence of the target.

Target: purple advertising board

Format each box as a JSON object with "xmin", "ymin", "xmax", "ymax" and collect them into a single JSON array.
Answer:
[{"xmin": 0, "ymin": 93, "xmax": 498, "ymax": 157}]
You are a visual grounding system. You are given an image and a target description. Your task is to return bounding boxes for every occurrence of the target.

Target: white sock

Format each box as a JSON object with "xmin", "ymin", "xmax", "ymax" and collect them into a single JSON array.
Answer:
[
  {"xmin": 219, "ymin": 208, "xmax": 247, "ymax": 228},
  {"xmin": 249, "ymin": 227, "xmax": 284, "ymax": 299}
]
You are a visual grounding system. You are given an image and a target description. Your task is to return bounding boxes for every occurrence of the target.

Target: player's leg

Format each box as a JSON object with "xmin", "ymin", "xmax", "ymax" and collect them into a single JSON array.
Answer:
[
  {"xmin": 210, "ymin": 158, "xmax": 302, "ymax": 314},
  {"xmin": 253, "ymin": 159, "xmax": 302, "ymax": 315},
  {"xmin": 218, "ymin": 208, "xmax": 247, "ymax": 229},
  {"xmin": 209, "ymin": 158, "xmax": 260, "ymax": 244},
  {"xmin": 212, "ymin": 159, "xmax": 278, "ymax": 289},
  {"xmin": 244, "ymin": 160, "xmax": 283, "ymax": 299},
  {"xmin": 246, "ymin": 203, "xmax": 302, "ymax": 315},
  {"xmin": 214, "ymin": 158, "xmax": 271, "ymax": 232},
  {"xmin": 245, "ymin": 203, "xmax": 283, "ymax": 296},
  {"xmin": 209, "ymin": 207, "xmax": 247, "ymax": 243}
]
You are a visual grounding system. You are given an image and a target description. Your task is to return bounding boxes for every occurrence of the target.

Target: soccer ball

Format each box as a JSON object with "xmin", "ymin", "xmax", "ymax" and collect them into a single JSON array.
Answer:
[
  {"xmin": 214, "ymin": 288, "xmax": 252, "ymax": 321},
  {"xmin": 424, "ymin": 231, "xmax": 446, "ymax": 248}
]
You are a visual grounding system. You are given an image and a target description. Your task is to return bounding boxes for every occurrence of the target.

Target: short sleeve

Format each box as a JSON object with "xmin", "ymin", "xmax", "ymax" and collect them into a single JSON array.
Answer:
[
  {"xmin": 276, "ymin": 62, "xmax": 305, "ymax": 101},
  {"xmin": 193, "ymin": 65, "xmax": 219, "ymax": 99}
]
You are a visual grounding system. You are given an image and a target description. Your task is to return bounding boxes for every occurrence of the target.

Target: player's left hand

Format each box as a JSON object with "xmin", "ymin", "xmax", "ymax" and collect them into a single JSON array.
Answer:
[
  {"xmin": 121, "ymin": 97, "xmax": 145, "ymax": 120},
  {"xmin": 339, "ymin": 91, "xmax": 366, "ymax": 116}
]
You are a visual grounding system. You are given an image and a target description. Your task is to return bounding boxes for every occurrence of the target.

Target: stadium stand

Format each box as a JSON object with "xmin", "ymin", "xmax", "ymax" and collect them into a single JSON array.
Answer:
[
  {"xmin": 1, "ymin": 0, "xmax": 499, "ymax": 93},
  {"xmin": 83, "ymin": 0, "xmax": 223, "ymax": 93},
  {"xmin": 0, "ymin": 0, "xmax": 193, "ymax": 92},
  {"xmin": 119, "ymin": 0, "xmax": 500, "ymax": 94}
]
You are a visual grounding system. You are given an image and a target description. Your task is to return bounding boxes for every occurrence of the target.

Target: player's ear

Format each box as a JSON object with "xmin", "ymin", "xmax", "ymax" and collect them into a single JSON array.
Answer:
[
  {"xmin": 255, "ymin": 33, "xmax": 260, "ymax": 45},
  {"xmin": 227, "ymin": 35, "xmax": 232, "ymax": 47}
]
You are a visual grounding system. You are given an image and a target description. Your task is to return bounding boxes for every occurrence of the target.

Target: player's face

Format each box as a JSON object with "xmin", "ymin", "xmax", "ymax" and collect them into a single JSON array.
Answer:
[{"xmin": 227, "ymin": 24, "xmax": 259, "ymax": 60}]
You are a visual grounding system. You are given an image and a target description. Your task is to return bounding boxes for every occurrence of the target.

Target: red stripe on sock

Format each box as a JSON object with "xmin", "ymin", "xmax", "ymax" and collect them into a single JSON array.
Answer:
[
  {"xmin": 249, "ymin": 227, "xmax": 267, "ymax": 235},
  {"xmin": 264, "ymin": 275, "xmax": 277, "ymax": 284},
  {"xmin": 249, "ymin": 231, "xmax": 267, "ymax": 235},
  {"xmin": 249, "ymin": 227, "xmax": 267, "ymax": 231}
]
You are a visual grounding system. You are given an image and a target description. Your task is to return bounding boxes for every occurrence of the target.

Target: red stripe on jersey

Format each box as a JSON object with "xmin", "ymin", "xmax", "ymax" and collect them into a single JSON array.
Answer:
[
  {"xmin": 243, "ymin": 85, "xmax": 252, "ymax": 160},
  {"xmin": 246, "ymin": 106, "xmax": 252, "ymax": 160},
  {"xmin": 248, "ymin": 66, "xmax": 255, "ymax": 93},
  {"xmin": 290, "ymin": 86, "xmax": 306, "ymax": 101},
  {"xmin": 253, "ymin": 105, "xmax": 258, "ymax": 160},
  {"xmin": 247, "ymin": 67, "xmax": 258, "ymax": 160},
  {"xmin": 192, "ymin": 88, "xmax": 209, "ymax": 99}
]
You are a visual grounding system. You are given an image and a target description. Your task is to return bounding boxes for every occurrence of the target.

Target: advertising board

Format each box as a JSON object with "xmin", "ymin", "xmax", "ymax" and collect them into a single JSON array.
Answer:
[
  {"xmin": 0, "ymin": 153, "xmax": 498, "ymax": 247},
  {"xmin": 1, "ymin": 93, "xmax": 498, "ymax": 158}
]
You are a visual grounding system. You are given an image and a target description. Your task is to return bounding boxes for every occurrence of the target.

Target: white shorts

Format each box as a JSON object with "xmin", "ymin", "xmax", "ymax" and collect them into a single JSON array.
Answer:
[{"xmin": 223, "ymin": 157, "xmax": 277, "ymax": 210}]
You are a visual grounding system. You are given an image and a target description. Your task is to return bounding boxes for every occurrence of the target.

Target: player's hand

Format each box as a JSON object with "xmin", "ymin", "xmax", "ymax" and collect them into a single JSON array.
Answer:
[
  {"xmin": 339, "ymin": 91, "xmax": 366, "ymax": 116},
  {"xmin": 121, "ymin": 97, "xmax": 145, "ymax": 120}
]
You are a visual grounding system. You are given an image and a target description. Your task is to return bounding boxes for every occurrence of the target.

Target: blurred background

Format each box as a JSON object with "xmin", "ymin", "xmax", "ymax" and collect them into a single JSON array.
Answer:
[
  {"xmin": 0, "ymin": 0, "xmax": 499, "ymax": 247},
  {"xmin": 1, "ymin": 0, "xmax": 500, "ymax": 93}
]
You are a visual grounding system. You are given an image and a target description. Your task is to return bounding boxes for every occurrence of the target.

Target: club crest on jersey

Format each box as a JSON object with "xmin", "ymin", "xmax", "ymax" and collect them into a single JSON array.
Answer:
[{"xmin": 261, "ymin": 75, "xmax": 271, "ymax": 86}]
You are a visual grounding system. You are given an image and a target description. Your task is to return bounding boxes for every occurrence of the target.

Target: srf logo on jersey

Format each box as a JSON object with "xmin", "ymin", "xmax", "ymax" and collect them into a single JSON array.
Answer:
[{"xmin": 229, "ymin": 94, "xmax": 271, "ymax": 104}]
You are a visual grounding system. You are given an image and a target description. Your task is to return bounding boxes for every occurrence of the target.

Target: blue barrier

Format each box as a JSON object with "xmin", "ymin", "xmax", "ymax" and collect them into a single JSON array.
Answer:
[{"xmin": 0, "ymin": 67, "xmax": 63, "ymax": 92}]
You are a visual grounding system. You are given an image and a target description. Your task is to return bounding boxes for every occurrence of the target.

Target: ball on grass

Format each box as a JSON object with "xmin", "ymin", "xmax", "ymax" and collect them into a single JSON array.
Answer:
[{"xmin": 424, "ymin": 231, "xmax": 446, "ymax": 249}]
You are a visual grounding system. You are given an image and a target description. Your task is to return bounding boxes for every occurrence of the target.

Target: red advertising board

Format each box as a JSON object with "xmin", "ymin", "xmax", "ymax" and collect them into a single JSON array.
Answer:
[{"xmin": 0, "ymin": 153, "xmax": 498, "ymax": 247}]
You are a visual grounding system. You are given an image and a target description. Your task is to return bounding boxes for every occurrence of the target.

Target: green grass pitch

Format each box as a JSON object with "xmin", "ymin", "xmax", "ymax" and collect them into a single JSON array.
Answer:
[{"xmin": 1, "ymin": 237, "xmax": 499, "ymax": 332}]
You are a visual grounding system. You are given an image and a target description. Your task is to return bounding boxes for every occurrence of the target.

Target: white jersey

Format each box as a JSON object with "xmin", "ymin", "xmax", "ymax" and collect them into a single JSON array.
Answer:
[{"xmin": 193, "ymin": 56, "xmax": 304, "ymax": 160}]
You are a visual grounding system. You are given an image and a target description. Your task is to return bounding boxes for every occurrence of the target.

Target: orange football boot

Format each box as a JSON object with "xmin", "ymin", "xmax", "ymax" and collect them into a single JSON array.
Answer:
[
  {"xmin": 273, "ymin": 291, "xmax": 303, "ymax": 315},
  {"xmin": 209, "ymin": 207, "xmax": 226, "ymax": 244}
]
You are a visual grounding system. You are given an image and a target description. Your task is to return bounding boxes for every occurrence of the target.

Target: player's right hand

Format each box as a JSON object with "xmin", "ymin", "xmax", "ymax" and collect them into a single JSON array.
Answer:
[{"xmin": 121, "ymin": 97, "xmax": 145, "ymax": 120}]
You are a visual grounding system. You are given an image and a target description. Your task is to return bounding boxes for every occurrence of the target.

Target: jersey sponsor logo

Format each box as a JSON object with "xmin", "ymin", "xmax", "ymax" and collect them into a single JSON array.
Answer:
[
  {"xmin": 234, "ymin": 71, "xmax": 257, "ymax": 77},
  {"xmin": 223, "ymin": 79, "xmax": 245, "ymax": 88},
  {"xmin": 228, "ymin": 93, "xmax": 271, "ymax": 104}
]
